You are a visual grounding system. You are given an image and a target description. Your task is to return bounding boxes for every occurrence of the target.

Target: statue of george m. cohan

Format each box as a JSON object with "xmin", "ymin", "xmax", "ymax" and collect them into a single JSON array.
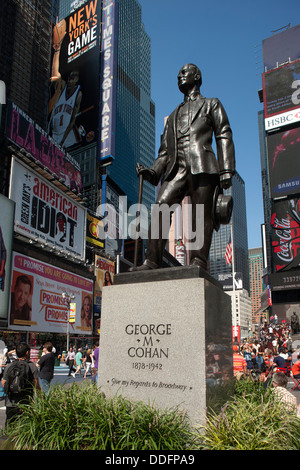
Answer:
[{"xmin": 130, "ymin": 63, "xmax": 235, "ymax": 272}]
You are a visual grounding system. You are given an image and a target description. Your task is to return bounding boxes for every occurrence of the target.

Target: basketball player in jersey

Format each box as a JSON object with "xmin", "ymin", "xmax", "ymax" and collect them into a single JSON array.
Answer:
[{"xmin": 48, "ymin": 35, "xmax": 83, "ymax": 149}]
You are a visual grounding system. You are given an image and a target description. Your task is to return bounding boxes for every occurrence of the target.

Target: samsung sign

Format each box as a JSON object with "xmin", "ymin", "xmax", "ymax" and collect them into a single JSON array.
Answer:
[
  {"xmin": 98, "ymin": 0, "xmax": 119, "ymax": 165},
  {"xmin": 265, "ymin": 107, "xmax": 300, "ymax": 131}
]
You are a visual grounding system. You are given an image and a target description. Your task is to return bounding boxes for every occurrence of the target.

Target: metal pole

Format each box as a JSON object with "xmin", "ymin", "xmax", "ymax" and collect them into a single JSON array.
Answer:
[
  {"xmin": 67, "ymin": 300, "xmax": 70, "ymax": 351},
  {"xmin": 134, "ymin": 173, "xmax": 143, "ymax": 267}
]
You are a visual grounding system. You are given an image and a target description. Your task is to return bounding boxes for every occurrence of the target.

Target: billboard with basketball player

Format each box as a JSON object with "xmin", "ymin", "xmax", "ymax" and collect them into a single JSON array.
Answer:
[{"xmin": 48, "ymin": 0, "xmax": 101, "ymax": 151}]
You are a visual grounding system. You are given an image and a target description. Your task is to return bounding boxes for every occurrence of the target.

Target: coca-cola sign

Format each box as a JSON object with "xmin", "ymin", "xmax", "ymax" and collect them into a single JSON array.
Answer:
[{"xmin": 271, "ymin": 198, "xmax": 300, "ymax": 271}]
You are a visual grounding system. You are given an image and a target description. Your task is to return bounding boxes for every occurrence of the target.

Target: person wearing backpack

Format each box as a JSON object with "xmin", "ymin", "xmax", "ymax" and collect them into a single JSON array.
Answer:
[{"xmin": 1, "ymin": 342, "xmax": 40, "ymax": 426}]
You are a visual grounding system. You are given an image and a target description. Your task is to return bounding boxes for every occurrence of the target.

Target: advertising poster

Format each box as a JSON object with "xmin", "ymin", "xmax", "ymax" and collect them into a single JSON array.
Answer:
[
  {"xmin": 218, "ymin": 272, "xmax": 243, "ymax": 291},
  {"xmin": 48, "ymin": 0, "xmax": 101, "ymax": 151},
  {"xmin": 262, "ymin": 24, "xmax": 300, "ymax": 72},
  {"xmin": 0, "ymin": 194, "xmax": 15, "ymax": 320},
  {"xmin": 9, "ymin": 252, "xmax": 93, "ymax": 334},
  {"xmin": 267, "ymin": 127, "xmax": 300, "ymax": 198},
  {"xmin": 94, "ymin": 255, "xmax": 114, "ymax": 330},
  {"xmin": 263, "ymin": 59, "xmax": 300, "ymax": 117},
  {"xmin": 86, "ymin": 212, "xmax": 105, "ymax": 249},
  {"xmin": 271, "ymin": 198, "xmax": 300, "ymax": 272},
  {"xmin": 9, "ymin": 158, "xmax": 86, "ymax": 260},
  {"xmin": 5, "ymin": 101, "xmax": 82, "ymax": 193}
]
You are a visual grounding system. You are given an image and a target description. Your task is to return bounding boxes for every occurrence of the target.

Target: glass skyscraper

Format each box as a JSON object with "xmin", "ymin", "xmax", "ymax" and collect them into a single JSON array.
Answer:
[
  {"xmin": 106, "ymin": 0, "xmax": 156, "ymax": 211},
  {"xmin": 209, "ymin": 172, "xmax": 250, "ymax": 294}
]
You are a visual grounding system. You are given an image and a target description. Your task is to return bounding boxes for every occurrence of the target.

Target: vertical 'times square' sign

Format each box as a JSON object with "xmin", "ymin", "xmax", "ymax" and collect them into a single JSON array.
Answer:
[{"xmin": 98, "ymin": 0, "xmax": 119, "ymax": 165}]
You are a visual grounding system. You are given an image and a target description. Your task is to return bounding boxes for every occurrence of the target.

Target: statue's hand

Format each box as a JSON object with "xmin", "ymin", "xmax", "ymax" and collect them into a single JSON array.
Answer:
[
  {"xmin": 136, "ymin": 163, "xmax": 157, "ymax": 185},
  {"xmin": 220, "ymin": 172, "xmax": 233, "ymax": 190}
]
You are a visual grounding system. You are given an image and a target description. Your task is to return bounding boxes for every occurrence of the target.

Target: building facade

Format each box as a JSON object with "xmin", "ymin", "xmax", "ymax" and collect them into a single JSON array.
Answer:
[
  {"xmin": 209, "ymin": 172, "xmax": 250, "ymax": 294},
  {"xmin": 249, "ymin": 247, "xmax": 263, "ymax": 325},
  {"xmin": 258, "ymin": 24, "xmax": 300, "ymax": 325}
]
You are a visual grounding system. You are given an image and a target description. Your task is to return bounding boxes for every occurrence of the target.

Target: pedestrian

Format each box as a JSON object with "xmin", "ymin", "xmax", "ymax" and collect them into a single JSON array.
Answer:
[
  {"xmin": 272, "ymin": 371, "xmax": 298, "ymax": 415},
  {"xmin": 83, "ymin": 348, "xmax": 93, "ymax": 379},
  {"xmin": 291, "ymin": 354, "xmax": 300, "ymax": 379},
  {"xmin": 72, "ymin": 347, "xmax": 83, "ymax": 378},
  {"xmin": 92, "ymin": 341, "xmax": 99, "ymax": 382},
  {"xmin": 1, "ymin": 342, "xmax": 40, "ymax": 427},
  {"xmin": 66, "ymin": 346, "xmax": 75, "ymax": 376},
  {"xmin": 37, "ymin": 341, "xmax": 56, "ymax": 395},
  {"xmin": 233, "ymin": 351, "xmax": 247, "ymax": 380},
  {"xmin": 243, "ymin": 346, "xmax": 253, "ymax": 374}
]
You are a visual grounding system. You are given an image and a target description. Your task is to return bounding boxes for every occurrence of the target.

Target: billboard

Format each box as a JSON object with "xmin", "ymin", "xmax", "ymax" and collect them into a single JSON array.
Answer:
[
  {"xmin": 218, "ymin": 272, "xmax": 243, "ymax": 291},
  {"xmin": 262, "ymin": 24, "xmax": 300, "ymax": 72},
  {"xmin": 271, "ymin": 198, "xmax": 300, "ymax": 272},
  {"xmin": 5, "ymin": 101, "xmax": 82, "ymax": 193},
  {"xmin": 9, "ymin": 252, "xmax": 93, "ymax": 334},
  {"xmin": 94, "ymin": 255, "xmax": 114, "ymax": 321},
  {"xmin": 86, "ymin": 212, "xmax": 105, "ymax": 249},
  {"xmin": 267, "ymin": 127, "xmax": 300, "ymax": 198},
  {"xmin": 9, "ymin": 158, "xmax": 86, "ymax": 260},
  {"xmin": 263, "ymin": 59, "xmax": 300, "ymax": 131},
  {"xmin": 48, "ymin": 0, "xmax": 101, "ymax": 151},
  {"xmin": 271, "ymin": 270, "xmax": 300, "ymax": 291},
  {"xmin": 98, "ymin": 0, "xmax": 119, "ymax": 165},
  {"xmin": 0, "ymin": 194, "xmax": 15, "ymax": 320}
]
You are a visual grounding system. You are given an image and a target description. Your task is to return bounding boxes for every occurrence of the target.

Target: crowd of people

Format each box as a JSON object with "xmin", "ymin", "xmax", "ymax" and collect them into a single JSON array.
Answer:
[
  {"xmin": 0, "ymin": 340, "xmax": 100, "ymax": 428},
  {"xmin": 64, "ymin": 343, "xmax": 99, "ymax": 380},
  {"xmin": 233, "ymin": 319, "xmax": 300, "ymax": 379},
  {"xmin": 233, "ymin": 319, "xmax": 300, "ymax": 416}
]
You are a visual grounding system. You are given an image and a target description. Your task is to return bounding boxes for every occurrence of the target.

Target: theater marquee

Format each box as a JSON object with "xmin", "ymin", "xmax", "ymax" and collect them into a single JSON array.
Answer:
[{"xmin": 9, "ymin": 157, "xmax": 86, "ymax": 260}]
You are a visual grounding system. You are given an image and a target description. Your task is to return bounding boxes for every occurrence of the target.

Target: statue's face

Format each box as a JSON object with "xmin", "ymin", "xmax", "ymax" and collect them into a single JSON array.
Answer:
[{"xmin": 177, "ymin": 64, "xmax": 197, "ymax": 92}]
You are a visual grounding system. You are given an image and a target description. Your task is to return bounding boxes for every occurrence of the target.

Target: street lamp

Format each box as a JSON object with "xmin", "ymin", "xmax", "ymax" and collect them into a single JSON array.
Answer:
[{"xmin": 62, "ymin": 291, "xmax": 75, "ymax": 351}]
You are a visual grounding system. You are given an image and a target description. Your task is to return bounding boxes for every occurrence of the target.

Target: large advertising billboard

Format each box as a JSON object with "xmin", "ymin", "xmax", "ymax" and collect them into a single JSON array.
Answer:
[
  {"xmin": 9, "ymin": 252, "xmax": 93, "ymax": 334},
  {"xmin": 271, "ymin": 198, "xmax": 300, "ymax": 272},
  {"xmin": 267, "ymin": 127, "xmax": 300, "ymax": 198},
  {"xmin": 262, "ymin": 24, "xmax": 300, "ymax": 72},
  {"xmin": 217, "ymin": 272, "xmax": 243, "ymax": 291},
  {"xmin": 94, "ymin": 255, "xmax": 114, "ymax": 322},
  {"xmin": 9, "ymin": 158, "xmax": 86, "ymax": 260},
  {"xmin": 86, "ymin": 212, "xmax": 104, "ymax": 249},
  {"xmin": 0, "ymin": 194, "xmax": 15, "ymax": 321},
  {"xmin": 263, "ymin": 59, "xmax": 300, "ymax": 131},
  {"xmin": 5, "ymin": 101, "xmax": 82, "ymax": 193},
  {"xmin": 48, "ymin": 0, "xmax": 101, "ymax": 151}
]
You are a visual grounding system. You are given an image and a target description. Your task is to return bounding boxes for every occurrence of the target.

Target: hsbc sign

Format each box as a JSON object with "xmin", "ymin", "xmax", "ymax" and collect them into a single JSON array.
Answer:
[{"xmin": 265, "ymin": 108, "xmax": 300, "ymax": 131}]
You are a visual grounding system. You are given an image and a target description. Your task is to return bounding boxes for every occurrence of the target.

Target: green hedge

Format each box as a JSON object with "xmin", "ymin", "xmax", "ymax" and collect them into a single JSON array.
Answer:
[{"xmin": 1, "ymin": 379, "xmax": 299, "ymax": 450}]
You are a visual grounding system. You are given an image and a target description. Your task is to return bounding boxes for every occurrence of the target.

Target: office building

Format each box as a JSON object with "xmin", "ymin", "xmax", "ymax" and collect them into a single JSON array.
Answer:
[
  {"xmin": 0, "ymin": 0, "xmax": 57, "ymax": 130},
  {"xmin": 209, "ymin": 172, "xmax": 250, "ymax": 294},
  {"xmin": 249, "ymin": 247, "xmax": 264, "ymax": 325}
]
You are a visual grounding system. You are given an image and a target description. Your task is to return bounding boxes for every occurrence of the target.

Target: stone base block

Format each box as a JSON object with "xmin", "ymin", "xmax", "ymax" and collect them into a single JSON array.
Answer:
[{"xmin": 98, "ymin": 268, "xmax": 232, "ymax": 426}]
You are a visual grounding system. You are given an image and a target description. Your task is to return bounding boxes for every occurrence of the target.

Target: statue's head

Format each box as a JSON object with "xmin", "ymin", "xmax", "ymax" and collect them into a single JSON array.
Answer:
[{"xmin": 177, "ymin": 64, "xmax": 202, "ymax": 93}]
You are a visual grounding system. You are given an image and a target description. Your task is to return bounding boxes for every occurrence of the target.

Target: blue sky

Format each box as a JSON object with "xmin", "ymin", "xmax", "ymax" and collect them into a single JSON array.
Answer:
[{"xmin": 138, "ymin": 0, "xmax": 300, "ymax": 249}]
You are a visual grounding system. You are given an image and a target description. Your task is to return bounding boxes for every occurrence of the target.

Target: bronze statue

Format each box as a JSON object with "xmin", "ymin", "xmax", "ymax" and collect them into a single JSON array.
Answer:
[{"xmin": 131, "ymin": 63, "xmax": 235, "ymax": 272}]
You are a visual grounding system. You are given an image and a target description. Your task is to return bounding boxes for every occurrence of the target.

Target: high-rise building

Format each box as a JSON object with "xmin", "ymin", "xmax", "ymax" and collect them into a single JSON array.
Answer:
[
  {"xmin": 209, "ymin": 172, "xmax": 250, "ymax": 294},
  {"xmin": 249, "ymin": 247, "xmax": 263, "ymax": 325},
  {"xmin": 0, "ymin": 0, "xmax": 58, "ymax": 198},
  {"xmin": 0, "ymin": 0, "xmax": 57, "ymax": 130}
]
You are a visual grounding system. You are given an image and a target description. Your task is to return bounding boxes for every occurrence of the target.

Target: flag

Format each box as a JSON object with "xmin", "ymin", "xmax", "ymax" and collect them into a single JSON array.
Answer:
[{"xmin": 225, "ymin": 236, "xmax": 232, "ymax": 265}]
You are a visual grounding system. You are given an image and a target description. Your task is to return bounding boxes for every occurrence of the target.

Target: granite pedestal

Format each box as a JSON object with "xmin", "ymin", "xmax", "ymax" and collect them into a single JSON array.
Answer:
[{"xmin": 98, "ymin": 266, "xmax": 233, "ymax": 426}]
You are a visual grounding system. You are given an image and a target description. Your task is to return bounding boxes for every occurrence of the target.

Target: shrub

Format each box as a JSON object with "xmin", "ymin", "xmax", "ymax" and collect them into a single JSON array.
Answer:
[
  {"xmin": 2, "ymin": 379, "xmax": 299, "ymax": 450},
  {"xmin": 3, "ymin": 382, "xmax": 195, "ymax": 450},
  {"xmin": 193, "ymin": 379, "xmax": 300, "ymax": 450}
]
